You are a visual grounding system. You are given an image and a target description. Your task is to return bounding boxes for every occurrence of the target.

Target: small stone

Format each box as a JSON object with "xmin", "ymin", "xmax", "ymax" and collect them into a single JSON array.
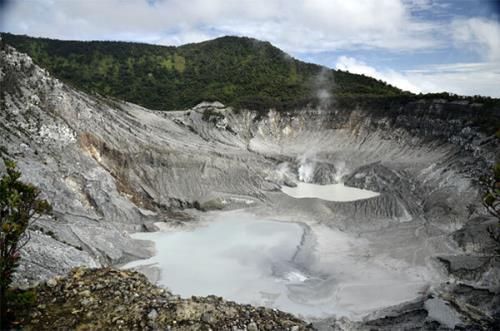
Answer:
[
  {"xmin": 291, "ymin": 326, "xmax": 299, "ymax": 331},
  {"xmin": 46, "ymin": 278, "xmax": 58, "ymax": 288},
  {"xmin": 201, "ymin": 312, "xmax": 215, "ymax": 324},
  {"xmin": 79, "ymin": 290, "xmax": 91, "ymax": 297},
  {"xmin": 247, "ymin": 321, "xmax": 258, "ymax": 331},
  {"xmin": 148, "ymin": 309, "xmax": 158, "ymax": 320},
  {"xmin": 80, "ymin": 298, "xmax": 91, "ymax": 306}
]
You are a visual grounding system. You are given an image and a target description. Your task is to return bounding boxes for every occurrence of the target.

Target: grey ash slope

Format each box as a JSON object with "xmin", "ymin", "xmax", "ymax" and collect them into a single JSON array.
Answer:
[
  {"xmin": 2, "ymin": 44, "xmax": 297, "ymax": 286},
  {"xmin": 1, "ymin": 44, "xmax": 499, "ymax": 329}
]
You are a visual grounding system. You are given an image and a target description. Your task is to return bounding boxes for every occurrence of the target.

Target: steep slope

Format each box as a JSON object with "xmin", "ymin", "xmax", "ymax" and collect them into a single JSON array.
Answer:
[
  {"xmin": 0, "ymin": 44, "xmax": 279, "ymax": 285},
  {"xmin": 1, "ymin": 33, "xmax": 403, "ymax": 110},
  {"xmin": 1, "ymin": 43, "xmax": 499, "ymax": 329}
]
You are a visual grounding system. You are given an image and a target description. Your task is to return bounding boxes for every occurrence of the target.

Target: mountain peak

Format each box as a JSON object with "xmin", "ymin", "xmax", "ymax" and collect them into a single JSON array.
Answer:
[{"xmin": 1, "ymin": 32, "xmax": 403, "ymax": 111}]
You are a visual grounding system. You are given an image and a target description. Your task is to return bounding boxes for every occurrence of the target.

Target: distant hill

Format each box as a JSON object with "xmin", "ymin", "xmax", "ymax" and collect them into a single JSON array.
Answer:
[{"xmin": 1, "ymin": 33, "xmax": 406, "ymax": 111}]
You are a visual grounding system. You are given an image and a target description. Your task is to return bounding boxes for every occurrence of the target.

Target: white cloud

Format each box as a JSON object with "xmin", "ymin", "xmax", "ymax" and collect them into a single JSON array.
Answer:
[
  {"xmin": 1, "ymin": 0, "xmax": 441, "ymax": 52},
  {"xmin": 335, "ymin": 56, "xmax": 422, "ymax": 93},
  {"xmin": 452, "ymin": 17, "xmax": 500, "ymax": 61},
  {"xmin": 335, "ymin": 56, "xmax": 500, "ymax": 97},
  {"xmin": 405, "ymin": 0, "xmax": 451, "ymax": 12},
  {"xmin": 2, "ymin": 0, "xmax": 499, "ymax": 97}
]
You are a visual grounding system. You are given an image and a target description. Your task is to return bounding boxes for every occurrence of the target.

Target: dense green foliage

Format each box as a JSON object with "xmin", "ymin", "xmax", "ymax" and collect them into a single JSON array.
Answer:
[
  {"xmin": 482, "ymin": 162, "xmax": 500, "ymax": 220},
  {"xmin": 0, "ymin": 160, "xmax": 52, "ymax": 329},
  {"xmin": 480, "ymin": 159, "xmax": 500, "ymax": 254},
  {"xmin": 1, "ymin": 33, "xmax": 405, "ymax": 110}
]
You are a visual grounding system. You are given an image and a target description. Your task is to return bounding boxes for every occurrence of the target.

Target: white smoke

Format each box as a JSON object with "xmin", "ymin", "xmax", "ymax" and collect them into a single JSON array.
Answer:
[
  {"xmin": 314, "ymin": 67, "xmax": 334, "ymax": 110},
  {"xmin": 334, "ymin": 160, "xmax": 346, "ymax": 183},
  {"xmin": 297, "ymin": 155, "xmax": 349, "ymax": 184},
  {"xmin": 298, "ymin": 162, "xmax": 315, "ymax": 183},
  {"xmin": 275, "ymin": 162, "xmax": 292, "ymax": 179},
  {"xmin": 266, "ymin": 162, "xmax": 297, "ymax": 186},
  {"xmin": 297, "ymin": 154, "xmax": 316, "ymax": 183}
]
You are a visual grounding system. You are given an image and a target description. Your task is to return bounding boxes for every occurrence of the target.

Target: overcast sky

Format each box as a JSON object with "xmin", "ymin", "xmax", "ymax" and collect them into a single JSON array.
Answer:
[{"xmin": 1, "ymin": 0, "xmax": 499, "ymax": 97}]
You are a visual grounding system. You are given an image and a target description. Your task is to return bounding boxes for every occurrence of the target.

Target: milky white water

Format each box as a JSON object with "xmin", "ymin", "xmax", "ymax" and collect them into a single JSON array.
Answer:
[
  {"xmin": 123, "ymin": 211, "xmax": 432, "ymax": 320},
  {"xmin": 281, "ymin": 182, "xmax": 379, "ymax": 201}
]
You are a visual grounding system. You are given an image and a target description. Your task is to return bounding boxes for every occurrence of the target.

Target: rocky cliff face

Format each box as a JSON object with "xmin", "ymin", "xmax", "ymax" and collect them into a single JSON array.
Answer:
[{"xmin": 1, "ymin": 44, "xmax": 499, "ymax": 329}]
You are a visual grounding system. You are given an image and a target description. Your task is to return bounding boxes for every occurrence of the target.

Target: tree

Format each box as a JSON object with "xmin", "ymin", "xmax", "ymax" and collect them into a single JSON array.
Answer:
[
  {"xmin": 482, "ymin": 163, "xmax": 500, "ymax": 220},
  {"xmin": 0, "ymin": 160, "xmax": 52, "ymax": 328},
  {"xmin": 481, "ymin": 162, "xmax": 500, "ymax": 256}
]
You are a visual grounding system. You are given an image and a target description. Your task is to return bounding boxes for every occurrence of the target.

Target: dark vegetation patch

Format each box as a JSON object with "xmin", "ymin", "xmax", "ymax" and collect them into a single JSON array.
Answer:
[{"xmin": 1, "ymin": 33, "xmax": 403, "ymax": 111}]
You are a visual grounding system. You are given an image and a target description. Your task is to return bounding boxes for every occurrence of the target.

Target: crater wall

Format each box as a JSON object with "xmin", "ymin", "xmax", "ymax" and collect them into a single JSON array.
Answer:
[{"xmin": 1, "ymin": 45, "xmax": 498, "ymax": 328}]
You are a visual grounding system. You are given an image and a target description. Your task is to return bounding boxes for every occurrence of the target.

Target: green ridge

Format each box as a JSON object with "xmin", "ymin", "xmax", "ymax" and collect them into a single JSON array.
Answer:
[{"xmin": 1, "ymin": 33, "xmax": 404, "ymax": 110}]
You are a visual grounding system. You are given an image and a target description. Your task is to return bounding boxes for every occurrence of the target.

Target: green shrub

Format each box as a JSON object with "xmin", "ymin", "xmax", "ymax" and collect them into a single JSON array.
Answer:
[{"xmin": 0, "ymin": 160, "xmax": 52, "ymax": 329}]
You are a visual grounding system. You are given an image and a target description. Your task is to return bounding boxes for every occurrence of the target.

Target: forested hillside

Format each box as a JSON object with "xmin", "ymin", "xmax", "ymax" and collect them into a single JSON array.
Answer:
[{"xmin": 1, "ymin": 33, "xmax": 404, "ymax": 110}]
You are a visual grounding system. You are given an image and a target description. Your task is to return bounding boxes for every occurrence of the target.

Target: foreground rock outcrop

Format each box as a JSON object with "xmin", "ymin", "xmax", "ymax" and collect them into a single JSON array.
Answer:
[{"xmin": 17, "ymin": 267, "xmax": 311, "ymax": 331}]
